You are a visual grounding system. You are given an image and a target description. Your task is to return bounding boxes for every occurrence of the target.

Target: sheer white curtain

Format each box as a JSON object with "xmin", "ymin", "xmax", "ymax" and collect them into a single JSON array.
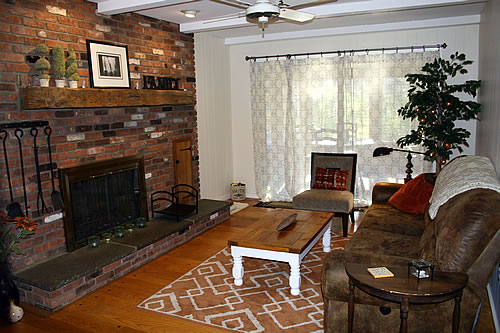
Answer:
[{"xmin": 250, "ymin": 51, "xmax": 437, "ymax": 205}]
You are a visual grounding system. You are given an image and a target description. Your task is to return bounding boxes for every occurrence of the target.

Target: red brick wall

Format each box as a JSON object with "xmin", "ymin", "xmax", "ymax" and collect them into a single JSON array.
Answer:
[{"xmin": 0, "ymin": 0, "xmax": 198, "ymax": 271}]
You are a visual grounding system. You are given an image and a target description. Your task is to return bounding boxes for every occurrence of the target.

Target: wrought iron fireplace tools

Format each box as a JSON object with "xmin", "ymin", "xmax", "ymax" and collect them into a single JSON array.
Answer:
[
  {"xmin": 0, "ymin": 129, "xmax": 23, "ymax": 218},
  {"xmin": 0, "ymin": 121, "xmax": 62, "ymax": 217}
]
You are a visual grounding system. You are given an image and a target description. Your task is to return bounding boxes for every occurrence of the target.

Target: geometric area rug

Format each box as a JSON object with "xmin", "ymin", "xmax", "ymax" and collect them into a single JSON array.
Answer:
[{"xmin": 137, "ymin": 232, "xmax": 350, "ymax": 332}]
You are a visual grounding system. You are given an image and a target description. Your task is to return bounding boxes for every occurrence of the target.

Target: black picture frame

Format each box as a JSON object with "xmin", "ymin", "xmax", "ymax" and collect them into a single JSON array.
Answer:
[{"xmin": 86, "ymin": 40, "xmax": 131, "ymax": 88}]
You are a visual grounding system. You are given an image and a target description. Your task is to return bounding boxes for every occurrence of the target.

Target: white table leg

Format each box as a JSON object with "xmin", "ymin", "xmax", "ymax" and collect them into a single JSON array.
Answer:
[
  {"xmin": 232, "ymin": 252, "xmax": 244, "ymax": 286},
  {"xmin": 289, "ymin": 256, "xmax": 301, "ymax": 296},
  {"xmin": 322, "ymin": 224, "xmax": 331, "ymax": 252}
]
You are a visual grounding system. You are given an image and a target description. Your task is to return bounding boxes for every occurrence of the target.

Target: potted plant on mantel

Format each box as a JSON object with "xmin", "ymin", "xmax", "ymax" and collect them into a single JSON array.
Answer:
[
  {"xmin": 52, "ymin": 45, "xmax": 66, "ymax": 88},
  {"xmin": 66, "ymin": 49, "xmax": 79, "ymax": 89},
  {"xmin": 34, "ymin": 44, "xmax": 50, "ymax": 87},
  {"xmin": 396, "ymin": 52, "xmax": 481, "ymax": 173}
]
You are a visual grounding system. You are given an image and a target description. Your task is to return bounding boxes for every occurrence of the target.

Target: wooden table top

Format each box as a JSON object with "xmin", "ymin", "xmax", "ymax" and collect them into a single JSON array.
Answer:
[
  {"xmin": 345, "ymin": 263, "xmax": 468, "ymax": 303},
  {"xmin": 228, "ymin": 208, "xmax": 334, "ymax": 254}
]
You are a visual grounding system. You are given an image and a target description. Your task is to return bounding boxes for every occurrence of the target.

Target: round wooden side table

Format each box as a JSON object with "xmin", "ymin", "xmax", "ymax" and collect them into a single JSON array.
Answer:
[{"xmin": 345, "ymin": 263, "xmax": 468, "ymax": 333}]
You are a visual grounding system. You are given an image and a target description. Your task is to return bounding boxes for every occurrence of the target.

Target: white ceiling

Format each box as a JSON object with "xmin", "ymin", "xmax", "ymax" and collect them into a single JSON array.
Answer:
[{"xmin": 88, "ymin": 0, "xmax": 486, "ymax": 43}]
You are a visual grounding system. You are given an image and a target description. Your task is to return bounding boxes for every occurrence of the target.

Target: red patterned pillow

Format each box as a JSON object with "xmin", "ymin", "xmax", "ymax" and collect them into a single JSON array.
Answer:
[
  {"xmin": 313, "ymin": 168, "xmax": 349, "ymax": 190},
  {"xmin": 389, "ymin": 173, "xmax": 434, "ymax": 214}
]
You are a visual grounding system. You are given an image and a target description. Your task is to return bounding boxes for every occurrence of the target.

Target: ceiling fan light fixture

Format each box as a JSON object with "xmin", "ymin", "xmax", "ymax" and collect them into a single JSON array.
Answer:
[{"xmin": 181, "ymin": 10, "xmax": 199, "ymax": 19}]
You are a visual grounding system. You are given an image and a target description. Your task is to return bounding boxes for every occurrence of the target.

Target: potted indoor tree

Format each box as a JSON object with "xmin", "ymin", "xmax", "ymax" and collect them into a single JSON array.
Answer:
[
  {"xmin": 52, "ymin": 45, "xmax": 66, "ymax": 88},
  {"xmin": 33, "ymin": 44, "xmax": 50, "ymax": 87},
  {"xmin": 66, "ymin": 49, "xmax": 79, "ymax": 88},
  {"xmin": 396, "ymin": 52, "xmax": 481, "ymax": 173}
]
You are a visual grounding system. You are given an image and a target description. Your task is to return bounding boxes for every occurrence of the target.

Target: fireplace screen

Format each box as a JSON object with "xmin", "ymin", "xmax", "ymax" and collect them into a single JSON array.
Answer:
[{"xmin": 60, "ymin": 155, "xmax": 148, "ymax": 251}]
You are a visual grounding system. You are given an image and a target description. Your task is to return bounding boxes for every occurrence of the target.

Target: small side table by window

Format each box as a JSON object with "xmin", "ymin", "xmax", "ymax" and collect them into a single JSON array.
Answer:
[{"xmin": 345, "ymin": 263, "xmax": 468, "ymax": 333}]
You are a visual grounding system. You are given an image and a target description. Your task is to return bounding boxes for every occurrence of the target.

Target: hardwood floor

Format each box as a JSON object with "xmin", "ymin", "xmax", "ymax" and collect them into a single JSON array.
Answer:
[{"xmin": 1, "ymin": 198, "xmax": 495, "ymax": 332}]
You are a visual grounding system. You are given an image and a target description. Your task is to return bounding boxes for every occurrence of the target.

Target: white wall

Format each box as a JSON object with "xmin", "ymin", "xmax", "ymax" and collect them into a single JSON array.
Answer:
[
  {"xmin": 195, "ymin": 34, "xmax": 233, "ymax": 200},
  {"xmin": 477, "ymin": 0, "xmax": 500, "ymax": 178},
  {"xmin": 228, "ymin": 24, "xmax": 480, "ymax": 198}
]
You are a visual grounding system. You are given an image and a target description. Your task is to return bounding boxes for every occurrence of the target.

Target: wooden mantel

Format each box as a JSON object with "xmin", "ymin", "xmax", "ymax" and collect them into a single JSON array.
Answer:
[{"xmin": 21, "ymin": 87, "xmax": 194, "ymax": 110}]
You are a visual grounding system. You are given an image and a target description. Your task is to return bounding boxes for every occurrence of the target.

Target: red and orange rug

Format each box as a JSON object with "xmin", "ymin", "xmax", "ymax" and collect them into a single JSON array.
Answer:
[{"xmin": 138, "ymin": 232, "xmax": 349, "ymax": 332}]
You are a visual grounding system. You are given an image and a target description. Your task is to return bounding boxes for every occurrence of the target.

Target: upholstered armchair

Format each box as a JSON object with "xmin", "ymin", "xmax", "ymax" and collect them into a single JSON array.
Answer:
[{"xmin": 293, "ymin": 153, "xmax": 357, "ymax": 237}]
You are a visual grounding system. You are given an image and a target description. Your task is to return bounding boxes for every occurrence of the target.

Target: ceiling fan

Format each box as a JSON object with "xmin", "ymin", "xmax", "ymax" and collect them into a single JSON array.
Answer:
[{"xmin": 212, "ymin": 0, "xmax": 338, "ymax": 35}]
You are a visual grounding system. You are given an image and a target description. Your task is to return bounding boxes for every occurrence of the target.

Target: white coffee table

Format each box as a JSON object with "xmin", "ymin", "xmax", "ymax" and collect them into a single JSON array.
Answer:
[{"xmin": 228, "ymin": 209, "xmax": 333, "ymax": 296}]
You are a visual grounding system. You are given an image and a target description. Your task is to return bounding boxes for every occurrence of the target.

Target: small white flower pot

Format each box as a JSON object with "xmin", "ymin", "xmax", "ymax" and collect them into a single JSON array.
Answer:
[
  {"xmin": 55, "ymin": 79, "xmax": 65, "ymax": 88},
  {"xmin": 39, "ymin": 78, "xmax": 49, "ymax": 87},
  {"xmin": 68, "ymin": 80, "xmax": 78, "ymax": 89}
]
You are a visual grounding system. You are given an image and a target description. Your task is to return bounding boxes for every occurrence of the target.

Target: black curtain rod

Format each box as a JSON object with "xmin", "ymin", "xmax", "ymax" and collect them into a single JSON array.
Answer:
[{"xmin": 245, "ymin": 43, "xmax": 447, "ymax": 61}]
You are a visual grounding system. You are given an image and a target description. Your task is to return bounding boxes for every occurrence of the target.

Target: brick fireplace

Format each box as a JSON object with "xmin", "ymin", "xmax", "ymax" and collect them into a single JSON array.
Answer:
[{"xmin": 0, "ymin": 0, "xmax": 231, "ymax": 311}]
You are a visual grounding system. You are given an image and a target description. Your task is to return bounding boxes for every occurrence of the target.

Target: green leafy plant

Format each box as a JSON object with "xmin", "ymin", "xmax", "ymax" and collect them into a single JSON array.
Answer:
[
  {"xmin": 396, "ymin": 52, "xmax": 481, "ymax": 172},
  {"xmin": 66, "ymin": 49, "xmax": 79, "ymax": 82},
  {"xmin": 52, "ymin": 45, "xmax": 66, "ymax": 80},
  {"xmin": 34, "ymin": 44, "xmax": 50, "ymax": 79},
  {"xmin": 0, "ymin": 213, "xmax": 37, "ymax": 263}
]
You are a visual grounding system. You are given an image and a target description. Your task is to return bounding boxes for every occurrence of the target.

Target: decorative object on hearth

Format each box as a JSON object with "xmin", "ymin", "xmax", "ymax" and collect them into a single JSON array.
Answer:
[
  {"xmin": 101, "ymin": 232, "xmax": 112, "ymax": 243},
  {"xmin": 86, "ymin": 40, "xmax": 130, "ymax": 88},
  {"xmin": 52, "ymin": 45, "xmax": 66, "ymax": 88},
  {"xmin": 33, "ymin": 44, "xmax": 50, "ymax": 87},
  {"xmin": 0, "ymin": 213, "xmax": 37, "ymax": 322},
  {"xmin": 396, "ymin": 52, "xmax": 481, "ymax": 173},
  {"xmin": 135, "ymin": 217, "xmax": 147, "ymax": 228},
  {"xmin": 126, "ymin": 223, "xmax": 135, "ymax": 233},
  {"xmin": 114, "ymin": 226, "xmax": 125, "ymax": 238},
  {"xmin": 87, "ymin": 236, "xmax": 100, "ymax": 248},
  {"xmin": 66, "ymin": 49, "xmax": 79, "ymax": 88},
  {"xmin": 373, "ymin": 147, "xmax": 427, "ymax": 183}
]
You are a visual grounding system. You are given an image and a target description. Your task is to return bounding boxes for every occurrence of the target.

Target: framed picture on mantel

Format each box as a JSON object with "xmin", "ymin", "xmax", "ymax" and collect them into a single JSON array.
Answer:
[{"xmin": 86, "ymin": 40, "xmax": 131, "ymax": 88}]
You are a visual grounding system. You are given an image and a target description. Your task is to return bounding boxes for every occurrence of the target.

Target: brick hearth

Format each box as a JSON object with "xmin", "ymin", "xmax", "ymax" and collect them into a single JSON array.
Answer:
[{"xmin": 14, "ymin": 200, "xmax": 230, "ymax": 311}]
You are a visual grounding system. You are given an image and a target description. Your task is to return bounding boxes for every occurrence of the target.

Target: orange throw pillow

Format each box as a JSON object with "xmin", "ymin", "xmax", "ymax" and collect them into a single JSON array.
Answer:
[{"xmin": 388, "ymin": 174, "xmax": 434, "ymax": 214}]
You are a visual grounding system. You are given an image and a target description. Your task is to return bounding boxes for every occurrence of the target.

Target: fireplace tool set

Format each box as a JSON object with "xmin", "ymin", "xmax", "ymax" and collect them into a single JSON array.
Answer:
[{"xmin": 0, "ymin": 121, "xmax": 64, "ymax": 218}]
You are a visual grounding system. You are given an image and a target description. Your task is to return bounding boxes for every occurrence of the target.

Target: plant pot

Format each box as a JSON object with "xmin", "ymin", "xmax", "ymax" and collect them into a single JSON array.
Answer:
[
  {"xmin": 55, "ymin": 79, "xmax": 65, "ymax": 88},
  {"xmin": 68, "ymin": 80, "xmax": 78, "ymax": 89},
  {"xmin": 39, "ymin": 78, "xmax": 49, "ymax": 87},
  {"xmin": 0, "ymin": 262, "xmax": 20, "ymax": 321}
]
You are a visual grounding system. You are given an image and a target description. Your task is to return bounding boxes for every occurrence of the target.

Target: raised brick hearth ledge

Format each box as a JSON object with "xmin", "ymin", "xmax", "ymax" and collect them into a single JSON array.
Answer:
[{"xmin": 13, "ymin": 200, "xmax": 230, "ymax": 311}]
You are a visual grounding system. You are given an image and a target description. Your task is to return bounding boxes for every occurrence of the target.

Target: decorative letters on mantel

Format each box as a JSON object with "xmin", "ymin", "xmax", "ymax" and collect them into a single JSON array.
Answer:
[{"xmin": 142, "ymin": 75, "xmax": 180, "ymax": 90}]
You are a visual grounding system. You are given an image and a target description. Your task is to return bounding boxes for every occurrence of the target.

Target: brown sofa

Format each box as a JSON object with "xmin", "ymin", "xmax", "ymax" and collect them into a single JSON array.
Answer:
[{"xmin": 322, "ymin": 161, "xmax": 500, "ymax": 332}]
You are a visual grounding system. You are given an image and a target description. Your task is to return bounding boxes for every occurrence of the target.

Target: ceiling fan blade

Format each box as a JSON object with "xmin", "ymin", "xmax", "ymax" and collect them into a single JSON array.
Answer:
[
  {"xmin": 287, "ymin": 0, "xmax": 337, "ymax": 10},
  {"xmin": 202, "ymin": 11, "xmax": 246, "ymax": 24},
  {"xmin": 214, "ymin": 0, "xmax": 252, "ymax": 8},
  {"xmin": 279, "ymin": 8, "xmax": 314, "ymax": 22}
]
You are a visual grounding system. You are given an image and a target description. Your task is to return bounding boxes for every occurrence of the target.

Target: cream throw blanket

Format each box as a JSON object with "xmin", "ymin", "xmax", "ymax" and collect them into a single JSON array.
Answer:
[{"xmin": 428, "ymin": 156, "xmax": 500, "ymax": 219}]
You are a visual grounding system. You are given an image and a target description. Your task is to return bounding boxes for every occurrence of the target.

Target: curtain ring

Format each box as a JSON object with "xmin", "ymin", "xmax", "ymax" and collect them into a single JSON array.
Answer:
[
  {"xmin": 382, "ymin": 48, "xmax": 385, "ymax": 54},
  {"xmin": 411, "ymin": 46, "xmax": 414, "ymax": 52},
  {"xmin": 366, "ymin": 49, "xmax": 369, "ymax": 55},
  {"xmin": 423, "ymin": 46, "xmax": 426, "ymax": 52},
  {"xmin": 266, "ymin": 56, "xmax": 269, "ymax": 61},
  {"xmin": 396, "ymin": 47, "xmax": 399, "ymax": 53},
  {"xmin": 320, "ymin": 52, "xmax": 323, "ymax": 57},
  {"xmin": 286, "ymin": 54, "xmax": 291, "ymax": 60},
  {"xmin": 338, "ymin": 51, "xmax": 342, "ymax": 57}
]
